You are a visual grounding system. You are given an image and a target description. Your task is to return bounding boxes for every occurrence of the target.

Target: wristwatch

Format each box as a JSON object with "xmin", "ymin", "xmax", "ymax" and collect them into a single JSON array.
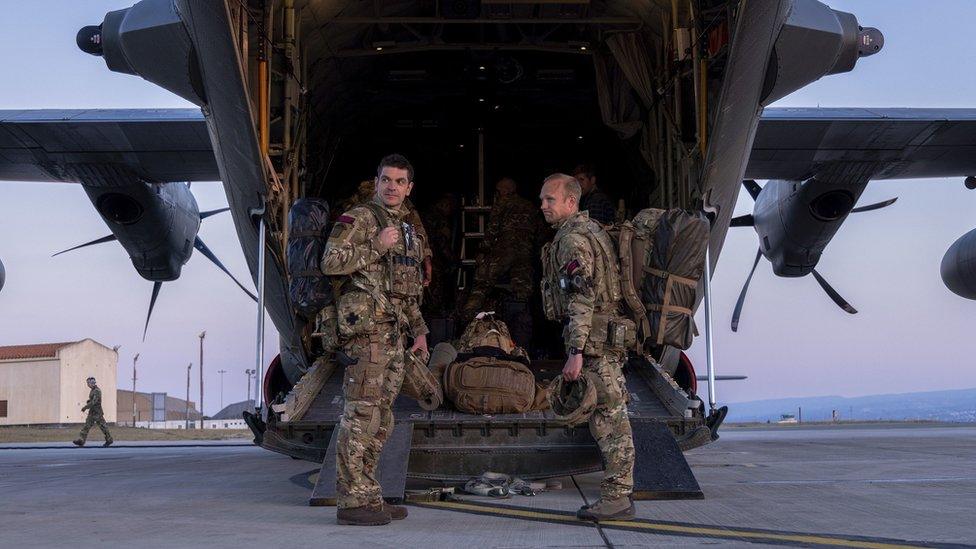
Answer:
[{"xmin": 568, "ymin": 346, "xmax": 583, "ymax": 356}]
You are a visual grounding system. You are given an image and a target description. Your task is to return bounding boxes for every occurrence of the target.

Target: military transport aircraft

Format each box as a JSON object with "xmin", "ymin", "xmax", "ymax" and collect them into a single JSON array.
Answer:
[{"xmin": 2, "ymin": 0, "xmax": 976, "ymax": 501}]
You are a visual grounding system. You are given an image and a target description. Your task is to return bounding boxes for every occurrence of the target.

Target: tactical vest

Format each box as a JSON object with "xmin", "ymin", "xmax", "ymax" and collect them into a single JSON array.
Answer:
[
  {"xmin": 541, "ymin": 213, "xmax": 622, "ymax": 320},
  {"xmin": 541, "ymin": 213, "xmax": 635, "ymax": 353},
  {"xmin": 360, "ymin": 201, "xmax": 426, "ymax": 299}
]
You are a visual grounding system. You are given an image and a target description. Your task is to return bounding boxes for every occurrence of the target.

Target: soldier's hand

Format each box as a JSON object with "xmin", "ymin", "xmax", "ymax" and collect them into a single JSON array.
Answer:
[
  {"xmin": 562, "ymin": 354, "xmax": 584, "ymax": 381},
  {"xmin": 410, "ymin": 334, "xmax": 429, "ymax": 362},
  {"xmin": 374, "ymin": 227, "xmax": 400, "ymax": 254}
]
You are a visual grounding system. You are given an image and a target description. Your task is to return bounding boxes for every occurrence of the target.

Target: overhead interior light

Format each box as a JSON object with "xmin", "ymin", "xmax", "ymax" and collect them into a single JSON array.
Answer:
[
  {"xmin": 478, "ymin": 98, "xmax": 485, "ymax": 102},
  {"xmin": 494, "ymin": 104, "xmax": 501, "ymax": 110},
  {"xmin": 376, "ymin": 46, "xmax": 384, "ymax": 51},
  {"xmin": 373, "ymin": 41, "xmax": 395, "ymax": 52},
  {"xmin": 479, "ymin": 66, "xmax": 486, "ymax": 71}
]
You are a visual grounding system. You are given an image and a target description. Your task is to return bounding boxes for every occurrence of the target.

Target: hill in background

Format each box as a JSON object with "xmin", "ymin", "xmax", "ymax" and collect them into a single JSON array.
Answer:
[{"xmin": 727, "ymin": 387, "xmax": 976, "ymax": 423}]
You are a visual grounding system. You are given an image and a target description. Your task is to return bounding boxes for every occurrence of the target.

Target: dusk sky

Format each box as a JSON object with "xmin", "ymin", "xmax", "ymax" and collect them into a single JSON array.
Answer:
[{"xmin": 1, "ymin": 1, "xmax": 974, "ymax": 415}]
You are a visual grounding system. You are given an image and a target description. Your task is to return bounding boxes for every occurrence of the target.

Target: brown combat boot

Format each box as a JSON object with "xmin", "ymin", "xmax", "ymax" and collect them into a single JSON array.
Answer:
[
  {"xmin": 383, "ymin": 501, "xmax": 408, "ymax": 520},
  {"xmin": 337, "ymin": 503, "xmax": 392, "ymax": 526},
  {"xmin": 103, "ymin": 439, "xmax": 113, "ymax": 447},
  {"xmin": 576, "ymin": 497, "xmax": 635, "ymax": 522},
  {"xmin": 72, "ymin": 439, "xmax": 85, "ymax": 447}
]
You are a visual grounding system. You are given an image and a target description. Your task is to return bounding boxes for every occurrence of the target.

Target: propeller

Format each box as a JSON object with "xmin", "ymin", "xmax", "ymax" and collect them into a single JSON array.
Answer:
[
  {"xmin": 731, "ymin": 248, "xmax": 763, "ymax": 332},
  {"xmin": 810, "ymin": 269, "xmax": 858, "ymax": 314},
  {"xmin": 729, "ymin": 179, "xmax": 873, "ymax": 331},
  {"xmin": 193, "ymin": 236, "xmax": 257, "ymax": 301},
  {"xmin": 52, "ymin": 234, "xmax": 118, "ymax": 257},
  {"xmin": 851, "ymin": 197, "xmax": 897, "ymax": 213},
  {"xmin": 143, "ymin": 281, "xmax": 162, "ymax": 341},
  {"xmin": 53, "ymin": 205, "xmax": 254, "ymax": 339}
]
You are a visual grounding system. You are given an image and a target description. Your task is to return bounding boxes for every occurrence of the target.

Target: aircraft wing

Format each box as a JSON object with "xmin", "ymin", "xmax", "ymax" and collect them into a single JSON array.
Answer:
[
  {"xmin": 747, "ymin": 107, "xmax": 976, "ymax": 181},
  {"xmin": 6, "ymin": 107, "xmax": 974, "ymax": 188},
  {"xmin": 0, "ymin": 109, "xmax": 218, "ymax": 184}
]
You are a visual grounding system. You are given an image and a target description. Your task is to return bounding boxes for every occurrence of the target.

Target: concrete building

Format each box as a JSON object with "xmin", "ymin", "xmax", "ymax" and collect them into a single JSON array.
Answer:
[
  {"xmin": 0, "ymin": 339, "xmax": 117, "ymax": 426},
  {"xmin": 117, "ymin": 390, "xmax": 201, "ymax": 426}
]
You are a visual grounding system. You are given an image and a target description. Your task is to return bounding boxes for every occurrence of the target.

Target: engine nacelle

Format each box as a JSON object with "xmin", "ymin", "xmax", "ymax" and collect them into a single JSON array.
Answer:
[
  {"xmin": 82, "ymin": 181, "xmax": 201, "ymax": 281},
  {"xmin": 760, "ymin": 0, "xmax": 883, "ymax": 106},
  {"xmin": 77, "ymin": 0, "xmax": 205, "ymax": 106},
  {"xmin": 941, "ymin": 228, "xmax": 976, "ymax": 300},
  {"xmin": 753, "ymin": 178, "xmax": 867, "ymax": 277}
]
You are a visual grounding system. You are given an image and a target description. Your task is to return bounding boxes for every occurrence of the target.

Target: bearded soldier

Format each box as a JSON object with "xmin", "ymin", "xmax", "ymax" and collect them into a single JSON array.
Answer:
[
  {"xmin": 321, "ymin": 154, "xmax": 428, "ymax": 526},
  {"xmin": 539, "ymin": 173, "xmax": 636, "ymax": 521},
  {"xmin": 73, "ymin": 377, "xmax": 113, "ymax": 447}
]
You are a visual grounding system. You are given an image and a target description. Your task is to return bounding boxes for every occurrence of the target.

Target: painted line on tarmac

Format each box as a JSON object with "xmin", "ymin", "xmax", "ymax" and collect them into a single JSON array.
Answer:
[
  {"xmin": 410, "ymin": 500, "xmax": 972, "ymax": 549},
  {"xmin": 0, "ymin": 443, "xmax": 256, "ymax": 450}
]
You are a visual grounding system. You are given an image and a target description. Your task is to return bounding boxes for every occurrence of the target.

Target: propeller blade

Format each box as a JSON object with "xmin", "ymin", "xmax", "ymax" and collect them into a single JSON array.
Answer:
[
  {"xmin": 742, "ymin": 180, "xmax": 762, "ymax": 201},
  {"xmin": 193, "ymin": 237, "xmax": 258, "ymax": 301},
  {"xmin": 729, "ymin": 214, "xmax": 755, "ymax": 227},
  {"xmin": 52, "ymin": 234, "xmax": 117, "ymax": 257},
  {"xmin": 731, "ymin": 248, "xmax": 763, "ymax": 332},
  {"xmin": 851, "ymin": 197, "xmax": 897, "ymax": 214},
  {"xmin": 199, "ymin": 207, "xmax": 230, "ymax": 220},
  {"xmin": 810, "ymin": 269, "xmax": 858, "ymax": 314},
  {"xmin": 143, "ymin": 281, "xmax": 162, "ymax": 341}
]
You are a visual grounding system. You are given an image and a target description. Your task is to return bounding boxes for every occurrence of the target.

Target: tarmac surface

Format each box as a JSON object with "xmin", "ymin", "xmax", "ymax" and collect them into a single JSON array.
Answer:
[{"xmin": 1, "ymin": 424, "xmax": 974, "ymax": 548}]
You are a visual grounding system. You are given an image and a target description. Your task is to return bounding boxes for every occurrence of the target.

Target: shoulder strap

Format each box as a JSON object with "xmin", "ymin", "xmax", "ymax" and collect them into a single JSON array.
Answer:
[{"xmin": 360, "ymin": 201, "xmax": 391, "ymax": 229}]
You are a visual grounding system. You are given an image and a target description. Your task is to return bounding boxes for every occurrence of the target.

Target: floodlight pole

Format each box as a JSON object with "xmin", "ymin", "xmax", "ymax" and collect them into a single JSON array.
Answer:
[
  {"xmin": 703, "ymin": 245, "xmax": 717, "ymax": 411},
  {"xmin": 131, "ymin": 353, "xmax": 139, "ymax": 427},
  {"xmin": 245, "ymin": 369, "xmax": 255, "ymax": 406},
  {"xmin": 185, "ymin": 363, "xmax": 192, "ymax": 430},
  {"xmin": 198, "ymin": 331, "xmax": 205, "ymax": 428}
]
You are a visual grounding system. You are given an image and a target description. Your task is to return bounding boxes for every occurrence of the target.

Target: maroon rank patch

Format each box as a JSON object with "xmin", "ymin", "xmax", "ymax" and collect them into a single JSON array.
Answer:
[
  {"xmin": 336, "ymin": 215, "xmax": 356, "ymax": 224},
  {"xmin": 565, "ymin": 259, "xmax": 580, "ymax": 275}
]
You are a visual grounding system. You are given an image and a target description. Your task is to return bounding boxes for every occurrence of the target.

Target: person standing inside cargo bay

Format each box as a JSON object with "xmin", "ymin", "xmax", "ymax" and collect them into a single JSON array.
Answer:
[
  {"xmin": 321, "ymin": 154, "xmax": 428, "ymax": 526},
  {"xmin": 539, "ymin": 173, "xmax": 636, "ymax": 521}
]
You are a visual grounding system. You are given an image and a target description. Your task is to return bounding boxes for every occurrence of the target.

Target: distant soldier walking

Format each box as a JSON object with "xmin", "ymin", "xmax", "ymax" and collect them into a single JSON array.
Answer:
[
  {"xmin": 539, "ymin": 173, "xmax": 636, "ymax": 521},
  {"xmin": 321, "ymin": 154, "xmax": 428, "ymax": 526},
  {"xmin": 73, "ymin": 377, "xmax": 113, "ymax": 447}
]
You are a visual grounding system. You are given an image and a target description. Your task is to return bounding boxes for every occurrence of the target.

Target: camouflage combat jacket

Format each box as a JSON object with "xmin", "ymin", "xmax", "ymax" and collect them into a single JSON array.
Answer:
[
  {"xmin": 541, "ymin": 211, "xmax": 632, "ymax": 355},
  {"xmin": 485, "ymin": 194, "xmax": 536, "ymax": 251},
  {"xmin": 321, "ymin": 197, "xmax": 429, "ymax": 339},
  {"xmin": 83, "ymin": 387, "xmax": 104, "ymax": 417}
]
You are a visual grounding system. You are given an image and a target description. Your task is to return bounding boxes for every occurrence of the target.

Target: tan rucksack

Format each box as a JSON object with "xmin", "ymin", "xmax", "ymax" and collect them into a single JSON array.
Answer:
[
  {"xmin": 443, "ymin": 355, "xmax": 537, "ymax": 414},
  {"xmin": 457, "ymin": 313, "xmax": 529, "ymax": 360}
]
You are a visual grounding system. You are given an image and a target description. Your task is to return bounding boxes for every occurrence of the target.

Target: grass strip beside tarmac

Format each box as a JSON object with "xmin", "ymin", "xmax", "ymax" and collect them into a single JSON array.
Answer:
[{"xmin": 0, "ymin": 426, "xmax": 252, "ymax": 443}]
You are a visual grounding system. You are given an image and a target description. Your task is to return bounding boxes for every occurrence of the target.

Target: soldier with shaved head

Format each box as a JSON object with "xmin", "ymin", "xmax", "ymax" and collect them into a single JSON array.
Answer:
[{"xmin": 539, "ymin": 173, "xmax": 636, "ymax": 521}]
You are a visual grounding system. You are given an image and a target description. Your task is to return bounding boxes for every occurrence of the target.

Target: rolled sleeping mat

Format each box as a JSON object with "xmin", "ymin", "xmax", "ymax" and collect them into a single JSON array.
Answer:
[{"xmin": 402, "ymin": 349, "xmax": 444, "ymax": 411}]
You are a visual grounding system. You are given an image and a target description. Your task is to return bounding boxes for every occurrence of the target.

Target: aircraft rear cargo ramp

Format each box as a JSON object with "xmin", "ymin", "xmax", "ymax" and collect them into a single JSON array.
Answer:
[{"xmin": 261, "ymin": 357, "xmax": 707, "ymax": 504}]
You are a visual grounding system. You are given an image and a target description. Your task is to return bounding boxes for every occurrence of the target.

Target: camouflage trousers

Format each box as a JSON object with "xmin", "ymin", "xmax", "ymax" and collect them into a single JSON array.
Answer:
[
  {"xmin": 584, "ymin": 351, "xmax": 635, "ymax": 502},
  {"xmin": 460, "ymin": 247, "xmax": 533, "ymax": 319},
  {"xmin": 78, "ymin": 413, "xmax": 112, "ymax": 442},
  {"xmin": 336, "ymin": 323, "xmax": 406, "ymax": 509}
]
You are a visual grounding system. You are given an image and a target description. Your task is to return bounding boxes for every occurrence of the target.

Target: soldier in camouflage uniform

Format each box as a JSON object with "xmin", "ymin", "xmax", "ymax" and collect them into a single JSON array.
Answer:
[
  {"xmin": 321, "ymin": 154, "xmax": 429, "ymax": 526},
  {"xmin": 73, "ymin": 377, "xmax": 113, "ymax": 447},
  {"xmin": 344, "ymin": 180, "xmax": 433, "ymax": 286},
  {"xmin": 459, "ymin": 177, "xmax": 537, "ymax": 346},
  {"xmin": 539, "ymin": 173, "xmax": 636, "ymax": 521}
]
